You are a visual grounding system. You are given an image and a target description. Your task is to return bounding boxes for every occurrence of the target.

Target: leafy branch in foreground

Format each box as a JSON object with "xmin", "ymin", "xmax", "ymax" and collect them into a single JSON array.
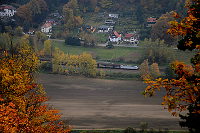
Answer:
[{"xmin": 144, "ymin": 0, "xmax": 200, "ymax": 132}]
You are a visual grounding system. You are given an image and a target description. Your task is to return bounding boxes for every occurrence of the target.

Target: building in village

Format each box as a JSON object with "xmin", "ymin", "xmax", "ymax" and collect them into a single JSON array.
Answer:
[
  {"xmin": 108, "ymin": 13, "xmax": 119, "ymax": 19},
  {"xmin": 41, "ymin": 22, "xmax": 52, "ymax": 33},
  {"xmin": 123, "ymin": 33, "xmax": 139, "ymax": 45},
  {"xmin": 45, "ymin": 19, "xmax": 57, "ymax": 26},
  {"xmin": 105, "ymin": 19, "xmax": 115, "ymax": 25},
  {"xmin": 0, "ymin": 4, "xmax": 16, "ymax": 17},
  {"xmin": 98, "ymin": 25, "xmax": 113, "ymax": 33},
  {"xmin": 147, "ymin": 17, "xmax": 157, "ymax": 27},
  {"xmin": 109, "ymin": 31, "xmax": 122, "ymax": 43}
]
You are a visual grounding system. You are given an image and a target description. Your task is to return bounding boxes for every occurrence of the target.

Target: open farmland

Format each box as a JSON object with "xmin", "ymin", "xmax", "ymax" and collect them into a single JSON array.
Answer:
[
  {"xmin": 52, "ymin": 40, "xmax": 196, "ymax": 65},
  {"xmin": 52, "ymin": 40, "xmax": 142, "ymax": 62},
  {"xmin": 37, "ymin": 73, "xmax": 183, "ymax": 130}
]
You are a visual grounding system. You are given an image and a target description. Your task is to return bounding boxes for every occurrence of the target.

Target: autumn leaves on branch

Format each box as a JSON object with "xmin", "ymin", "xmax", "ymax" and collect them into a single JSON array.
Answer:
[
  {"xmin": 0, "ymin": 37, "xmax": 70, "ymax": 132},
  {"xmin": 144, "ymin": 0, "xmax": 200, "ymax": 116}
]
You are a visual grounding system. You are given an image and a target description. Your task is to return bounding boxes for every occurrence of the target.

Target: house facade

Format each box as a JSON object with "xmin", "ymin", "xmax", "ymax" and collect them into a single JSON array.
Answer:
[
  {"xmin": 98, "ymin": 25, "xmax": 113, "ymax": 33},
  {"xmin": 0, "ymin": 5, "xmax": 16, "ymax": 17},
  {"xmin": 124, "ymin": 33, "xmax": 139, "ymax": 45},
  {"xmin": 41, "ymin": 23, "xmax": 52, "ymax": 33},
  {"xmin": 147, "ymin": 17, "xmax": 157, "ymax": 27},
  {"xmin": 105, "ymin": 19, "xmax": 115, "ymax": 25},
  {"xmin": 109, "ymin": 31, "xmax": 122, "ymax": 43},
  {"xmin": 109, "ymin": 14, "xmax": 119, "ymax": 19}
]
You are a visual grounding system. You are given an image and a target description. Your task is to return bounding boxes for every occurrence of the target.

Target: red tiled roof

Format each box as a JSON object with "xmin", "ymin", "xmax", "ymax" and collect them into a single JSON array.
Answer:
[
  {"xmin": 125, "ymin": 33, "xmax": 134, "ymax": 38},
  {"xmin": 0, "ymin": 5, "xmax": 15, "ymax": 10},
  {"xmin": 42, "ymin": 23, "xmax": 52, "ymax": 28},
  {"xmin": 114, "ymin": 31, "xmax": 121, "ymax": 38},
  {"xmin": 147, "ymin": 17, "xmax": 157, "ymax": 22}
]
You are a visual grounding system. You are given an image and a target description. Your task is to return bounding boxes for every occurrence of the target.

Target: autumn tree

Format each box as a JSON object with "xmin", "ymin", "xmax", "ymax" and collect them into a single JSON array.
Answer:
[
  {"xmin": 151, "ymin": 12, "xmax": 178, "ymax": 46},
  {"xmin": 139, "ymin": 59, "xmax": 151, "ymax": 80},
  {"xmin": 150, "ymin": 63, "xmax": 161, "ymax": 79},
  {"xmin": 63, "ymin": 0, "xmax": 83, "ymax": 31},
  {"xmin": 52, "ymin": 47, "xmax": 97, "ymax": 77},
  {"xmin": 144, "ymin": 0, "xmax": 200, "ymax": 132},
  {"xmin": 79, "ymin": 31, "xmax": 96, "ymax": 47},
  {"xmin": 0, "ymin": 37, "xmax": 70, "ymax": 132},
  {"xmin": 140, "ymin": 38, "xmax": 174, "ymax": 64},
  {"xmin": 16, "ymin": 0, "xmax": 48, "ymax": 27}
]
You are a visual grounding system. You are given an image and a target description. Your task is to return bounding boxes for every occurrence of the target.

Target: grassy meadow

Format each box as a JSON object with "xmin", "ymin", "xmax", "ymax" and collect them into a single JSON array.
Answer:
[
  {"xmin": 52, "ymin": 40, "xmax": 143, "ymax": 62},
  {"xmin": 52, "ymin": 40, "xmax": 196, "ymax": 65}
]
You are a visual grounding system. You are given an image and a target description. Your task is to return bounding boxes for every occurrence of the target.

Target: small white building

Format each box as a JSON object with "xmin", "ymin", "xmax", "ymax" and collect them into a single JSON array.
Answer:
[
  {"xmin": 41, "ymin": 23, "xmax": 52, "ymax": 33},
  {"xmin": 105, "ymin": 19, "xmax": 115, "ymax": 25},
  {"xmin": 109, "ymin": 31, "xmax": 122, "ymax": 43},
  {"xmin": 123, "ymin": 33, "xmax": 139, "ymax": 45},
  {"xmin": 109, "ymin": 13, "xmax": 119, "ymax": 19},
  {"xmin": 0, "ymin": 5, "xmax": 16, "ymax": 17},
  {"xmin": 98, "ymin": 25, "xmax": 113, "ymax": 33}
]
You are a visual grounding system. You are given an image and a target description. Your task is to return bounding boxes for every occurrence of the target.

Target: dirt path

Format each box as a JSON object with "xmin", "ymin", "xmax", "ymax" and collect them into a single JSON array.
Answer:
[{"xmin": 37, "ymin": 73, "xmax": 183, "ymax": 130}]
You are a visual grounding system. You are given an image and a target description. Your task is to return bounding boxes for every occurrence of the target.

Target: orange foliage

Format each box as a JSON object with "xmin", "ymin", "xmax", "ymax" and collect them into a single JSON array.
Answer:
[
  {"xmin": 0, "ymin": 48, "xmax": 70, "ymax": 132},
  {"xmin": 144, "ymin": 61, "xmax": 200, "ymax": 115},
  {"xmin": 144, "ymin": 0, "xmax": 200, "ymax": 116}
]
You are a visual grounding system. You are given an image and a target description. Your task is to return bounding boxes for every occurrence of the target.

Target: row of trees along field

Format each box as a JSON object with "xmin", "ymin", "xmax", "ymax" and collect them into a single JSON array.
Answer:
[
  {"xmin": 0, "ymin": 36, "xmax": 71, "ymax": 132},
  {"xmin": 52, "ymin": 48, "xmax": 97, "ymax": 77},
  {"xmin": 144, "ymin": 0, "xmax": 200, "ymax": 132}
]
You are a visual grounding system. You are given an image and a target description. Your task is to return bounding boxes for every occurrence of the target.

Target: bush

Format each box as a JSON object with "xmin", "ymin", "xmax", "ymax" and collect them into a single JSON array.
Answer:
[
  {"xmin": 106, "ymin": 42, "xmax": 114, "ymax": 49},
  {"xmin": 39, "ymin": 62, "xmax": 52, "ymax": 72},
  {"xmin": 65, "ymin": 37, "xmax": 81, "ymax": 46},
  {"xmin": 124, "ymin": 127, "xmax": 136, "ymax": 133}
]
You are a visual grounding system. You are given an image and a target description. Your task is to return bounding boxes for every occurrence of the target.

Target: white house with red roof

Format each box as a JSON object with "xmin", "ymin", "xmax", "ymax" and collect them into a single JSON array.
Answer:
[
  {"xmin": 123, "ymin": 33, "xmax": 139, "ymax": 45},
  {"xmin": 41, "ymin": 23, "xmax": 52, "ymax": 33},
  {"xmin": 109, "ymin": 31, "xmax": 122, "ymax": 43},
  {"xmin": 0, "ymin": 5, "xmax": 16, "ymax": 17}
]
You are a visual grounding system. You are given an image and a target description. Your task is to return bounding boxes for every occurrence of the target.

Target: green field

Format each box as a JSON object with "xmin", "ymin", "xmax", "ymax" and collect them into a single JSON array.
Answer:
[
  {"xmin": 52, "ymin": 40, "xmax": 143, "ymax": 62},
  {"xmin": 52, "ymin": 40, "xmax": 196, "ymax": 65}
]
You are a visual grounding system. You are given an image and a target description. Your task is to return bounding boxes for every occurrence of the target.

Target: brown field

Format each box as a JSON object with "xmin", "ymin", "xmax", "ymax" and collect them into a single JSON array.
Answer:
[{"xmin": 37, "ymin": 73, "xmax": 184, "ymax": 130}]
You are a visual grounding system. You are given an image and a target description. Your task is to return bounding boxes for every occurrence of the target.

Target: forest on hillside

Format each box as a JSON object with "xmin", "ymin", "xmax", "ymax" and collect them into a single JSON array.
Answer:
[{"xmin": 1, "ymin": 0, "xmax": 186, "ymax": 30}]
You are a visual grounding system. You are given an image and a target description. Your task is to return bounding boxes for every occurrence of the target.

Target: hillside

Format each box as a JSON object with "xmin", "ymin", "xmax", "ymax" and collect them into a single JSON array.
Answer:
[{"xmin": 0, "ymin": 0, "xmax": 186, "ymax": 33}]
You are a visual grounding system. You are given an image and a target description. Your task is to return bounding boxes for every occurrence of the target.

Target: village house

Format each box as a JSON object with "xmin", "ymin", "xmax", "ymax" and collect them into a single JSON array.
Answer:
[
  {"xmin": 27, "ymin": 30, "xmax": 35, "ymax": 35},
  {"xmin": 45, "ymin": 19, "xmax": 57, "ymax": 26},
  {"xmin": 41, "ymin": 22, "xmax": 52, "ymax": 33},
  {"xmin": 98, "ymin": 25, "xmax": 113, "ymax": 33},
  {"xmin": 108, "ymin": 13, "xmax": 119, "ymax": 19},
  {"xmin": 109, "ymin": 31, "xmax": 122, "ymax": 43},
  {"xmin": 105, "ymin": 19, "xmax": 115, "ymax": 25},
  {"xmin": 123, "ymin": 33, "xmax": 139, "ymax": 45},
  {"xmin": 147, "ymin": 17, "xmax": 157, "ymax": 27},
  {"xmin": 0, "ymin": 5, "xmax": 16, "ymax": 17}
]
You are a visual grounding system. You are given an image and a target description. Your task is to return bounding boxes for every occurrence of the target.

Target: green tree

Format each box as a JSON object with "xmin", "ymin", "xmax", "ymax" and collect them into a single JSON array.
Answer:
[
  {"xmin": 14, "ymin": 26, "xmax": 24, "ymax": 36},
  {"xmin": 140, "ymin": 38, "xmax": 174, "ymax": 64},
  {"xmin": 79, "ymin": 31, "xmax": 96, "ymax": 47},
  {"xmin": 44, "ymin": 40, "xmax": 52, "ymax": 56},
  {"xmin": 98, "ymin": 0, "xmax": 113, "ymax": 10},
  {"xmin": 0, "ymin": 33, "xmax": 11, "ymax": 50}
]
